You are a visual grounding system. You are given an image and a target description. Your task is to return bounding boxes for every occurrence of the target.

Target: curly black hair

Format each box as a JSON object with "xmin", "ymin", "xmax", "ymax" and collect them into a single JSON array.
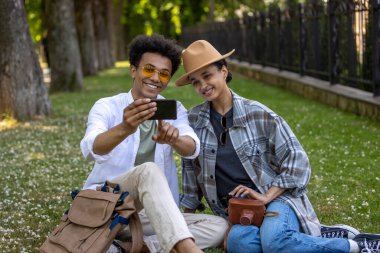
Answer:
[
  {"xmin": 128, "ymin": 34, "xmax": 182, "ymax": 75},
  {"xmin": 213, "ymin": 59, "xmax": 233, "ymax": 83}
]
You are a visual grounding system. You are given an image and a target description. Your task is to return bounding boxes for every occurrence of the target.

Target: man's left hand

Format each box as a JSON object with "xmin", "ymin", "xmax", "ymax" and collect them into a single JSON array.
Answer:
[{"xmin": 152, "ymin": 120, "xmax": 179, "ymax": 145}]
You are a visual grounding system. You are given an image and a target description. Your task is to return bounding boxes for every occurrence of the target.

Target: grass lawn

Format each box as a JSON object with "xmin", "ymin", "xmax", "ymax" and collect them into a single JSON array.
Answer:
[{"xmin": 1, "ymin": 61, "xmax": 380, "ymax": 252}]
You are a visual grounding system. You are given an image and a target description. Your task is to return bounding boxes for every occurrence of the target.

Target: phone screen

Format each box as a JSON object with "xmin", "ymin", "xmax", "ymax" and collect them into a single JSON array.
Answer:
[{"xmin": 149, "ymin": 99, "xmax": 177, "ymax": 120}]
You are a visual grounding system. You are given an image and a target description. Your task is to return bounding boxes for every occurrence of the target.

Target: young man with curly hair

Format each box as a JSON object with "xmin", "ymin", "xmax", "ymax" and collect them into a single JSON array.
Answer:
[{"xmin": 80, "ymin": 34, "xmax": 228, "ymax": 253}]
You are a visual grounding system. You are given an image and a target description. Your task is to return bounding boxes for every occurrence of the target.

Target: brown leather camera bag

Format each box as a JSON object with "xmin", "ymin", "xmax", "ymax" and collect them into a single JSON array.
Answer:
[
  {"xmin": 228, "ymin": 198, "xmax": 276, "ymax": 226},
  {"xmin": 39, "ymin": 181, "xmax": 143, "ymax": 253},
  {"xmin": 224, "ymin": 198, "xmax": 279, "ymax": 251}
]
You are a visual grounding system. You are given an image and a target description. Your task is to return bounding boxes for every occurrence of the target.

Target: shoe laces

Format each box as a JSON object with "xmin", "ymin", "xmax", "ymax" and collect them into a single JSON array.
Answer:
[
  {"xmin": 359, "ymin": 238, "xmax": 380, "ymax": 253},
  {"xmin": 322, "ymin": 230, "xmax": 347, "ymax": 238}
]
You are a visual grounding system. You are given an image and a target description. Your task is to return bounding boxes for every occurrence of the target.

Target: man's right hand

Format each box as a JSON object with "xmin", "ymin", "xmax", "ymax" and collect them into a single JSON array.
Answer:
[
  {"xmin": 93, "ymin": 98, "xmax": 157, "ymax": 155},
  {"xmin": 121, "ymin": 98, "xmax": 157, "ymax": 134}
]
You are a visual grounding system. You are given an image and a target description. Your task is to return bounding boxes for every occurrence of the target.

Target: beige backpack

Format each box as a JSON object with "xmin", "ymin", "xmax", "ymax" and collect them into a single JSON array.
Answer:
[{"xmin": 40, "ymin": 181, "xmax": 143, "ymax": 253}]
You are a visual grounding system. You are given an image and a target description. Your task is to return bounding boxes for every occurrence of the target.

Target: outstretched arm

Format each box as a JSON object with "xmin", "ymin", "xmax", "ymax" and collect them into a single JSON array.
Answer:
[{"xmin": 93, "ymin": 99, "xmax": 157, "ymax": 155}]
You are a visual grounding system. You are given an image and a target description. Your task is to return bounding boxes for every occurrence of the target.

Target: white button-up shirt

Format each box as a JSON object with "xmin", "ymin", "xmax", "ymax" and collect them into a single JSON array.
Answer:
[{"xmin": 80, "ymin": 90, "xmax": 200, "ymax": 205}]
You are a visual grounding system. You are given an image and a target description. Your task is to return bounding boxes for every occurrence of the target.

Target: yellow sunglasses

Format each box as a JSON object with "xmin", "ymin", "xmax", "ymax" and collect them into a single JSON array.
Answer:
[{"xmin": 140, "ymin": 65, "xmax": 171, "ymax": 83}]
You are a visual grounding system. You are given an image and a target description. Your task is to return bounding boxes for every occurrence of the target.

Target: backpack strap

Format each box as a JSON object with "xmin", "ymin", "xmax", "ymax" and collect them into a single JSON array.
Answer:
[
  {"xmin": 97, "ymin": 181, "xmax": 144, "ymax": 253},
  {"xmin": 113, "ymin": 184, "xmax": 143, "ymax": 253},
  {"xmin": 128, "ymin": 211, "xmax": 144, "ymax": 253}
]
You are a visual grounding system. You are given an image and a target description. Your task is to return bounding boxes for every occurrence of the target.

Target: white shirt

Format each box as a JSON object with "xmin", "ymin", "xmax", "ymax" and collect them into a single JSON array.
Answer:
[{"xmin": 80, "ymin": 90, "xmax": 200, "ymax": 205}]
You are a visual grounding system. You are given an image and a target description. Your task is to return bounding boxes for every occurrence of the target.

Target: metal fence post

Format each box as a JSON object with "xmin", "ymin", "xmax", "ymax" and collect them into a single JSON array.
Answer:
[
  {"xmin": 260, "ymin": 11, "xmax": 266, "ymax": 66},
  {"xmin": 374, "ymin": 0, "xmax": 380, "ymax": 96},
  {"xmin": 299, "ymin": 3, "xmax": 306, "ymax": 76},
  {"xmin": 278, "ymin": 7, "xmax": 283, "ymax": 71},
  {"xmin": 328, "ymin": 0, "xmax": 339, "ymax": 85},
  {"xmin": 347, "ymin": 0, "xmax": 357, "ymax": 87}
]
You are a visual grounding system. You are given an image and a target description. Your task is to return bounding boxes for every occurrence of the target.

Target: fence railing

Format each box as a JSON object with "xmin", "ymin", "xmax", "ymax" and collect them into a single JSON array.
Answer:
[{"xmin": 180, "ymin": 0, "xmax": 380, "ymax": 97}]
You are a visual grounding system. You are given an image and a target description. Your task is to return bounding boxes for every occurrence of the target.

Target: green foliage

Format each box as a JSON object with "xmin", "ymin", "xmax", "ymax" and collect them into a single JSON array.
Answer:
[
  {"xmin": 121, "ymin": 0, "xmax": 269, "ymax": 40},
  {"xmin": 1, "ymin": 63, "xmax": 379, "ymax": 252},
  {"xmin": 123, "ymin": 0, "xmax": 183, "ymax": 39},
  {"xmin": 24, "ymin": 0, "xmax": 277, "ymax": 45},
  {"xmin": 214, "ymin": 0, "xmax": 266, "ymax": 19},
  {"xmin": 25, "ymin": 0, "xmax": 44, "ymax": 43},
  {"xmin": 266, "ymin": 0, "xmax": 302, "ymax": 9},
  {"xmin": 179, "ymin": 0, "xmax": 206, "ymax": 25}
]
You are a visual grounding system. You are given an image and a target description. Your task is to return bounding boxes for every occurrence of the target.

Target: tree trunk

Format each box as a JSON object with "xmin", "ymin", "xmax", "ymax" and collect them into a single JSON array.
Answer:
[
  {"xmin": 106, "ymin": 0, "xmax": 116, "ymax": 63},
  {"xmin": 46, "ymin": 0, "xmax": 83, "ymax": 92},
  {"xmin": 0, "ymin": 0, "xmax": 51, "ymax": 121},
  {"xmin": 75, "ymin": 0, "xmax": 98, "ymax": 76},
  {"xmin": 93, "ymin": 0, "xmax": 113, "ymax": 70},
  {"xmin": 113, "ymin": 0, "xmax": 126, "ymax": 60}
]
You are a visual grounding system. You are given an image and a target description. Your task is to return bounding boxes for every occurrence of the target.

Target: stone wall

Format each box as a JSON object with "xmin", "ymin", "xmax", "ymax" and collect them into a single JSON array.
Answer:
[{"xmin": 228, "ymin": 60, "xmax": 380, "ymax": 122}]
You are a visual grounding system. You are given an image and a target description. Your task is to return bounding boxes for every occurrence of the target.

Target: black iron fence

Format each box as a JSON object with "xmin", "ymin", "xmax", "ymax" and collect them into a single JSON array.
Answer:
[{"xmin": 180, "ymin": 0, "xmax": 380, "ymax": 97}]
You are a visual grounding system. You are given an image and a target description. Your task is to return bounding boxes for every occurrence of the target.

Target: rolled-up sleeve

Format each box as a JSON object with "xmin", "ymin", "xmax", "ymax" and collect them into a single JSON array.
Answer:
[
  {"xmin": 270, "ymin": 117, "xmax": 311, "ymax": 197},
  {"xmin": 80, "ymin": 100, "xmax": 113, "ymax": 163}
]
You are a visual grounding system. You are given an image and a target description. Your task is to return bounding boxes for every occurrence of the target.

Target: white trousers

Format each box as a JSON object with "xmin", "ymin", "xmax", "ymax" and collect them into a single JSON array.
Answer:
[{"xmin": 110, "ymin": 162, "xmax": 228, "ymax": 253}]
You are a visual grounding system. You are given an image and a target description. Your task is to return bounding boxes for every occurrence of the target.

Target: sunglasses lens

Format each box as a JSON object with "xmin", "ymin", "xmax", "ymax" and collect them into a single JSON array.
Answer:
[
  {"xmin": 220, "ymin": 132, "xmax": 227, "ymax": 145},
  {"xmin": 159, "ymin": 70, "xmax": 171, "ymax": 82},
  {"xmin": 219, "ymin": 116, "xmax": 228, "ymax": 145},
  {"xmin": 142, "ymin": 65, "xmax": 171, "ymax": 82},
  {"xmin": 142, "ymin": 65, "xmax": 155, "ymax": 77},
  {"xmin": 221, "ymin": 116, "xmax": 227, "ymax": 128}
]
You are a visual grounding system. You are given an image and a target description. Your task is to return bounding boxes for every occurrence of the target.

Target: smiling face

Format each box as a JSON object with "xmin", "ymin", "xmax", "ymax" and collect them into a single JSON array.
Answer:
[
  {"xmin": 188, "ymin": 64, "xmax": 229, "ymax": 102},
  {"xmin": 130, "ymin": 52, "xmax": 172, "ymax": 99}
]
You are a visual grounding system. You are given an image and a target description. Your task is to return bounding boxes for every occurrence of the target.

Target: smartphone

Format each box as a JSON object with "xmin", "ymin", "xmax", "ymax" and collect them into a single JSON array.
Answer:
[{"xmin": 149, "ymin": 99, "xmax": 177, "ymax": 120}]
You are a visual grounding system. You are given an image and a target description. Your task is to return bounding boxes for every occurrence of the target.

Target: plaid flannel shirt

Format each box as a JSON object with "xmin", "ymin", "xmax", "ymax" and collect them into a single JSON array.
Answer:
[{"xmin": 181, "ymin": 90, "xmax": 321, "ymax": 236}]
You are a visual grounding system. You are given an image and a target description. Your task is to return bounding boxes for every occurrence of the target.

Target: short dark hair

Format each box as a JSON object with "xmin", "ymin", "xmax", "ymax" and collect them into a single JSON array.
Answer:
[
  {"xmin": 128, "ymin": 34, "xmax": 182, "ymax": 75},
  {"xmin": 212, "ymin": 59, "xmax": 233, "ymax": 83}
]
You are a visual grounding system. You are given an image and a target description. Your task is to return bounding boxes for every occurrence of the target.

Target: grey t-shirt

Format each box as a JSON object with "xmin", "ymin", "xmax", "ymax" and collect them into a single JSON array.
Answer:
[
  {"xmin": 134, "ymin": 120, "xmax": 157, "ymax": 166},
  {"xmin": 210, "ymin": 107, "xmax": 258, "ymax": 204}
]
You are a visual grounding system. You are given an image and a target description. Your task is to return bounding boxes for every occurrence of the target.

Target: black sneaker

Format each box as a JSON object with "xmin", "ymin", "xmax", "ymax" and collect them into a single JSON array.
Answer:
[
  {"xmin": 353, "ymin": 233, "xmax": 380, "ymax": 253},
  {"xmin": 321, "ymin": 224, "xmax": 360, "ymax": 239}
]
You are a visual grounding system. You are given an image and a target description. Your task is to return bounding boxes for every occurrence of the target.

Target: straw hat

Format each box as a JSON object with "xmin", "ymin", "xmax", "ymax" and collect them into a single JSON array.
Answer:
[{"xmin": 175, "ymin": 40, "xmax": 235, "ymax": 86}]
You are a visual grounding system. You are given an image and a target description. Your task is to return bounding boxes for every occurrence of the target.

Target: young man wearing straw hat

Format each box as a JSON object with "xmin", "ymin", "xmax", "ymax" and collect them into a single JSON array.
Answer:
[
  {"xmin": 176, "ymin": 40, "xmax": 380, "ymax": 253},
  {"xmin": 80, "ymin": 35, "xmax": 228, "ymax": 253}
]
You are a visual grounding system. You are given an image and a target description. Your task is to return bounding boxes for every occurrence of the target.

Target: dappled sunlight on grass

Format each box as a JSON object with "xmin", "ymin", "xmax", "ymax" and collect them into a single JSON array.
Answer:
[
  {"xmin": 115, "ymin": 61, "xmax": 130, "ymax": 68},
  {"xmin": 101, "ymin": 68, "xmax": 125, "ymax": 75},
  {"xmin": 0, "ymin": 115, "xmax": 18, "ymax": 132},
  {"xmin": 25, "ymin": 152, "xmax": 46, "ymax": 161}
]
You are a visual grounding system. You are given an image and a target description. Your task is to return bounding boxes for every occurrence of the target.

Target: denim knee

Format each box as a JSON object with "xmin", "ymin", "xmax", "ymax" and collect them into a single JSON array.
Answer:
[
  {"xmin": 261, "ymin": 229, "xmax": 294, "ymax": 253},
  {"xmin": 227, "ymin": 225, "xmax": 262, "ymax": 253}
]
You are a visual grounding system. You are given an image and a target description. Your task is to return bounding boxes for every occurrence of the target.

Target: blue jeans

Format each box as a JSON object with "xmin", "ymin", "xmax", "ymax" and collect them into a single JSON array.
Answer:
[{"xmin": 227, "ymin": 201, "xmax": 350, "ymax": 253}]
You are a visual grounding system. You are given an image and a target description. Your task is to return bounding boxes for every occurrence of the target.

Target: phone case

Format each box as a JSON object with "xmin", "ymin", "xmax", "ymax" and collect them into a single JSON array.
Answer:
[{"xmin": 149, "ymin": 99, "xmax": 177, "ymax": 120}]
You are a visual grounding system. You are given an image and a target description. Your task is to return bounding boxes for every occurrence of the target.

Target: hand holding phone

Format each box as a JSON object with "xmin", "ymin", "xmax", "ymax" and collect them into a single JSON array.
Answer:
[
  {"xmin": 149, "ymin": 99, "xmax": 177, "ymax": 120},
  {"xmin": 121, "ymin": 98, "xmax": 157, "ymax": 133}
]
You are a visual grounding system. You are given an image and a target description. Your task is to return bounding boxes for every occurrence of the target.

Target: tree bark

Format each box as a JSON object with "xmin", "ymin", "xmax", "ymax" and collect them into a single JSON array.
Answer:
[
  {"xmin": 93, "ymin": 0, "xmax": 113, "ymax": 70},
  {"xmin": 106, "ymin": 0, "xmax": 116, "ymax": 63},
  {"xmin": 75, "ymin": 0, "xmax": 98, "ymax": 76},
  {"xmin": 113, "ymin": 0, "xmax": 126, "ymax": 60},
  {"xmin": 0, "ymin": 0, "xmax": 51, "ymax": 121},
  {"xmin": 45, "ymin": 0, "xmax": 83, "ymax": 92}
]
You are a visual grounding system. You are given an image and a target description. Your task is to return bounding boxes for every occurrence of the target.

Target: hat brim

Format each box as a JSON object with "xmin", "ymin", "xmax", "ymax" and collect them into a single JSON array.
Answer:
[{"xmin": 175, "ymin": 49, "xmax": 235, "ymax": 86}]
